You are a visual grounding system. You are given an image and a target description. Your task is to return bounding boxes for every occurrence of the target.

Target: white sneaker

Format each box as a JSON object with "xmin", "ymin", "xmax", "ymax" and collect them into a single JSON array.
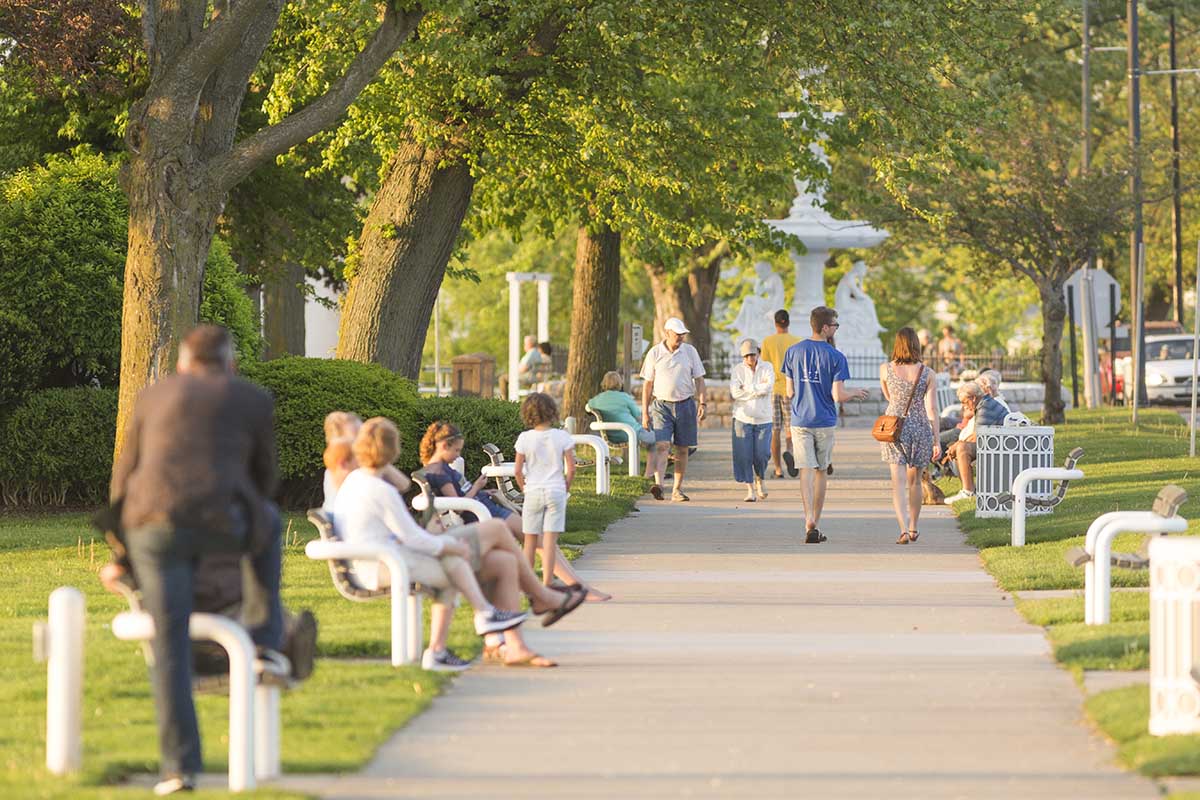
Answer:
[{"xmin": 944, "ymin": 490, "xmax": 976, "ymax": 505}]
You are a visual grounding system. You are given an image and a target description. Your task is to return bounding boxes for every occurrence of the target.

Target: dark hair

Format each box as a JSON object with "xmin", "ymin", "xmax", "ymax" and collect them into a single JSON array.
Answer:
[
  {"xmin": 774, "ymin": 309, "xmax": 790, "ymax": 327},
  {"xmin": 180, "ymin": 324, "xmax": 233, "ymax": 369},
  {"xmin": 419, "ymin": 420, "xmax": 462, "ymax": 465},
  {"xmin": 538, "ymin": 341, "xmax": 552, "ymax": 356},
  {"xmin": 942, "ymin": 325, "xmax": 954, "ymax": 335},
  {"xmin": 521, "ymin": 392, "xmax": 559, "ymax": 428},
  {"xmin": 891, "ymin": 327, "xmax": 922, "ymax": 364},
  {"xmin": 810, "ymin": 306, "xmax": 838, "ymax": 334}
]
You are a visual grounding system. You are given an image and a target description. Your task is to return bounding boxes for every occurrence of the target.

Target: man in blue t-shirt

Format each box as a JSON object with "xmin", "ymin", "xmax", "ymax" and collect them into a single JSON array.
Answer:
[{"xmin": 781, "ymin": 306, "xmax": 869, "ymax": 543}]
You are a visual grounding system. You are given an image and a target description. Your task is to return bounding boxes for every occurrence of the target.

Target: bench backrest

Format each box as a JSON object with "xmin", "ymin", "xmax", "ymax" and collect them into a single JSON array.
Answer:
[
  {"xmin": 305, "ymin": 509, "xmax": 389, "ymax": 601},
  {"xmin": 481, "ymin": 442, "xmax": 523, "ymax": 506},
  {"xmin": 584, "ymin": 406, "xmax": 625, "ymax": 449},
  {"xmin": 1153, "ymin": 484, "xmax": 1188, "ymax": 518}
]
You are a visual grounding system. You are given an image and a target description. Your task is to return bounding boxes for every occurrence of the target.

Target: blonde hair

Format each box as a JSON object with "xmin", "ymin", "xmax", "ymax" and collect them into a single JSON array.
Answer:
[
  {"xmin": 600, "ymin": 371, "xmax": 623, "ymax": 392},
  {"xmin": 419, "ymin": 420, "xmax": 462, "ymax": 465},
  {"xmin": 324, "ymin": 411, "xmax": 363, "ymax": 444},
  {"xmin": 323, "ymin": 438, "xmax": 354, "ymax": 471},
  {"xmin": 957, "ymin": 381, "xmax": 984, "ymax": 402},
  {"xmin": 352, "ymin": 417, "xmax": 400, "ymax": 469}
]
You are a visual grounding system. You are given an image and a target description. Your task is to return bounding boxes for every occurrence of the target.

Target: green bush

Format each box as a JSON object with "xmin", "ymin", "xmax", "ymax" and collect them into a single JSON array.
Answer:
[
  {"xmin": 405, "ymin": 396, "xmax": 524, "ymax": 478},
  {"xmin": 0, "ymin": 150, "xmax": 263, "ymax": 409},
  {"xmin": 239, "ymin": 357, "xmax": 421, "ymax": 506},
  {"xmin": 0, "ymin": 387, "xmax": 117, "ymax": 507}
]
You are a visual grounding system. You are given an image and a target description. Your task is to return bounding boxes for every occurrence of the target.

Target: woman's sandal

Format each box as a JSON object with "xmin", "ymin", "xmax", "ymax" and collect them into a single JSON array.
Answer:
[
  {"xmin": 896, "ymin": 532, "xmax": 912, "ymax": 545},
  {"xmin": 504, "ymin": 651, "xmax": 557, "ymax": 668},
  {"xmin": 483, "ymin": 643, "xmax": 505, "ymax": 663},
  {"xmin": 541, "ymin": 584, "xmax": 587, "ymax": 627},
  {"xmin": 908, "ymin": 530, "xmax": 920, "ymax": 543}
]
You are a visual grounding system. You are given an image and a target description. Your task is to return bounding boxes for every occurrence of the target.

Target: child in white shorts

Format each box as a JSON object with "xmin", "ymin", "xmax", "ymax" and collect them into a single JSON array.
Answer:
[{"xmin": 513, "ymin": 392, "xmax": 576, "ymax": 586}]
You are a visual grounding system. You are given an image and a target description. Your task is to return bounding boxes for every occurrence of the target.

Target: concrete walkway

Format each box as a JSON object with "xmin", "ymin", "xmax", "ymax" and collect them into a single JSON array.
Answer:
[{"xmin": 294, "ymin": 426, "xmax": 1154, "ymax": 799}]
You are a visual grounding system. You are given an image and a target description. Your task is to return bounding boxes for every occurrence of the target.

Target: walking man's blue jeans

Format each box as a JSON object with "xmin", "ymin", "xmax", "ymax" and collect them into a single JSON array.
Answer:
[
  {"xmin": 125, "ymin": 507, "xmax": 283, "ymax": 776},
  {"xmin": 732, "ymin": 420, "xmax": 772, "ymax": 484}
]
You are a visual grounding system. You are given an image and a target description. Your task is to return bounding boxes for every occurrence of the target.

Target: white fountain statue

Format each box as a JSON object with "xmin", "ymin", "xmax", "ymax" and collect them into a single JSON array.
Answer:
[
  {"xmin": 731, "ymin": 261, "xmax": 786, "ymax": 347},
  {"xmin": 833, "ymin": 260, "xmax": 887, "ymax": 369}
]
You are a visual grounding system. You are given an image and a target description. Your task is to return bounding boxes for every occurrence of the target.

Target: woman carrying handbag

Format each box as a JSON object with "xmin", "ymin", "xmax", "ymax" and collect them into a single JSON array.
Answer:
[{"xmin": 877, "ymin": 328, "xmax": 941, "ymax": 544}]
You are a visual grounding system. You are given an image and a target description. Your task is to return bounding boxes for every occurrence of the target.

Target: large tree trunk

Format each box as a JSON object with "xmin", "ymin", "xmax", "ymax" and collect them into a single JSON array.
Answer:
[
  {"xmin": 644, "ymin": 241, "xmax": 728, "ymax": 363},
  {"xmin": 263, "ymin": 261, "xmax": 307, "ymax": 359},
  {"xmin": 1037, "ymin": 278, "xmax": 1068, "ymax": 424},
  {"xmin": 337, "ymin": 138, "xmax": 475, "ymax": 379},
  {"xmin": 116, "ymin": 152, "xmax": 221, "ymax": 454},
  {"xmin": 562, "ymin": 224, "xmax": 621, "ymax": 426}
]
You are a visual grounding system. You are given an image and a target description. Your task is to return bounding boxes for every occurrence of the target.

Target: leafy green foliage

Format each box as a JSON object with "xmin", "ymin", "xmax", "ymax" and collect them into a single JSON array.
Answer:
[
  {"xmin": 0, "ymin": 150, "xmax": 263, "ymax": 408},
  {"xmin": 239, "ymin": 357, "xmax": 422, "ymax": 505},
  {"xmin": 0, "ymin": 387, "xmax": 117, "ymax": 507}
]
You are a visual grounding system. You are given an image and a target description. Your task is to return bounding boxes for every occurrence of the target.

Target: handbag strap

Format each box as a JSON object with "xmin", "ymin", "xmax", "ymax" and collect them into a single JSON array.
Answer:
[{"xmin": 899, "ymin": 365, "xmax": 923, "ymax": 418}]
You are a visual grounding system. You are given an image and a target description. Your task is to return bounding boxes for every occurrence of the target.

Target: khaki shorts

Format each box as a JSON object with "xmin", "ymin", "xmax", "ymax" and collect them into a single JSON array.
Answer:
[
  {"xmin": 373, "ymin": 549, "xmax": 458, "ymax": 605},
  {"xmin": 790, "ymin": 426, "xmax": 836, "ymax": 470}
]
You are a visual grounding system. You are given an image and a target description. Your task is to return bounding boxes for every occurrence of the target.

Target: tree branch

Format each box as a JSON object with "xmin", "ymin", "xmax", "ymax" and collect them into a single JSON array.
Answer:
[{"xmin": 212, "ymin": 3, "xmax": 425, "ymax": 193}]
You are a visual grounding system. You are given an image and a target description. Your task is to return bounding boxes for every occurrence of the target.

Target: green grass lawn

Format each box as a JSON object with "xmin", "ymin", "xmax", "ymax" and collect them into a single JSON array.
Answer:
[
  {"xmin": 0, "ymin": 475, "xmax": 645, "ymax": 799},
  {"xmin": 944, "ymin": 407, "xmax": 1200, "ymax": 781},
  {"xmin": 940, "ymin": 407, "xmax": 1200, "ymax": 591}
]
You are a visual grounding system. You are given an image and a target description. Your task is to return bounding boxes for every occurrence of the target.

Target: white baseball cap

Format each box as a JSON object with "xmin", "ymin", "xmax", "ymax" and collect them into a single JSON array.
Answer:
[{"xmin": 664, "ymin": 317, "xmax": 689, "ymax": 335}]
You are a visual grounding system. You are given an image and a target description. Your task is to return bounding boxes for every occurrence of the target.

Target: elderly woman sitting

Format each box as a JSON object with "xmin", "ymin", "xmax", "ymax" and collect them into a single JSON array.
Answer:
[
  {"xmin": 942, "ymin": 381, "xmax": 1008, "ymax": 505},
  {"xmin": 587, "ymin": 371, "xmax": 656, "ymax": 474}
]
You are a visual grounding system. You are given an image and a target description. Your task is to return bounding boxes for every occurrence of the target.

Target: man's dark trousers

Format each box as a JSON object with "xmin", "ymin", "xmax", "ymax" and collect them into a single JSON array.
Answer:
[{"xmin": 126, "ymin": 511, "xmax": 283, "ymax": 776}]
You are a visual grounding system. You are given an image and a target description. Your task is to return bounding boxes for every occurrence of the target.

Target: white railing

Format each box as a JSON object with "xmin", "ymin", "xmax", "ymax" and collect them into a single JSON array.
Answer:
[
  {"xmin": 1009, "ymin": 466, "xmax": 1084, "ymax": 546},
  {"xmin": 589, "ymin": 421, "xmax": 640, "ymax": 477},
  {"xmin": 1149, "ymin": 536, "xmax": 1200, "ymax": 735},
  {"xmin": 1084, "ymin": 511, "xmax": 1188, "ymax": 625}
]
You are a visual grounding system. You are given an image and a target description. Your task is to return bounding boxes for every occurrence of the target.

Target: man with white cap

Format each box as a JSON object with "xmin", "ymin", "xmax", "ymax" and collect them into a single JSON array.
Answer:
[{"xmin": 641, "ymin": 317, "xmax": 706, "ymax": 501}]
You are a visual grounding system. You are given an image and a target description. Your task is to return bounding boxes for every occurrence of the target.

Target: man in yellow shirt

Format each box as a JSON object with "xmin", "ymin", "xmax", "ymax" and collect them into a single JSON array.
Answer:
[{"xmin": 758, "ymin": 309, "xmax": 800, "ymax": 477}]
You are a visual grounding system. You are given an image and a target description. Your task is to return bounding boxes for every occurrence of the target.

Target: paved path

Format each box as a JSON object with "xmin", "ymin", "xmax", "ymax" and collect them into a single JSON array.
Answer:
[{"xmin": 292, "ymin": 426, "xmax": 1154, "ymax": 799}]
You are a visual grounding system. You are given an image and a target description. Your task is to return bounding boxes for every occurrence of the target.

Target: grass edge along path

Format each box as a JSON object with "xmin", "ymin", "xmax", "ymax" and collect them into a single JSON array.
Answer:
[
  {"xmin": 1, "ymin": 473, "xmax": 646, "ymax": 799},
  {"xmin": 942, "ymin": 407, "xmax": 1200, "ymax": 779}
]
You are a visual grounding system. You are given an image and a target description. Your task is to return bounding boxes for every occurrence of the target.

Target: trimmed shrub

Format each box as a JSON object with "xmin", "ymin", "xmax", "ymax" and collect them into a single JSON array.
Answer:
[
  {"xmin": 0, "ymin": 150, "xmax": 263, "ymax": 409},
  {"xmin": 405, "ymin": 396, "xmax": 524, "ymax": 478},
  {"xmin": 239, "ymin": 357, "xmax": 421, "ymax": 506},
  {"xmin": 0, "ymin": 387, "xmax": 117, "ymax": 507}
]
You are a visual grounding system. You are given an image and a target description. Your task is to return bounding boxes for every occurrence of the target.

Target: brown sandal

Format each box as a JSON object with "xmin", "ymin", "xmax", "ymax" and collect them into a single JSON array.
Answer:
[
  {"xmin": 908, "ymin": 530, "xmax": 920, "ymax": 542},
  {"xmin": 504, "ymin": 651, "xmax": 557, "ymax": 668},
  {"xmin": 896, "ymin": 532, "xmax": 912, "ymax": 545}
]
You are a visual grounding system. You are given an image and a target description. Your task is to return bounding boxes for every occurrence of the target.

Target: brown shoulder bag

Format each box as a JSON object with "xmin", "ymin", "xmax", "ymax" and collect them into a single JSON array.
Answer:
[{"xmin": 872, "ymin": 366, "xmax": 922, "ymax": 444}]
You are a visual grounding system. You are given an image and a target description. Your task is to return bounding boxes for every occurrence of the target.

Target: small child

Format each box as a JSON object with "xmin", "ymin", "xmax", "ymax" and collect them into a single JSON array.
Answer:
[{"xmin": 513, "ymin": 393, "xmax": 576, "ymax": 586}]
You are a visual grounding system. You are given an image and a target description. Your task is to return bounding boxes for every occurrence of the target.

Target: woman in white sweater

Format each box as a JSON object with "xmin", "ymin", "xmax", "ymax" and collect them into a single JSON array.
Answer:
[
  {"xmin": 729, "ymin": 338, "xmax": 776, "ymax": 502},
  {"xmin": 330, "ymin": 418, "xmax": 585, "ymax": 668}
]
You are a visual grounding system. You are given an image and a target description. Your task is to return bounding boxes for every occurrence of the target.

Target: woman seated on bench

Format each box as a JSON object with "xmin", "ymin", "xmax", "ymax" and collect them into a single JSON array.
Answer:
[
  {"xmin": 419, "ymin": 420, "xmax": 612, "ymax": 603},
  {"xmin": 587, "ymin": 371, "xmax": 656, "ymax": 475},
  {"xmin": 328, "ymin": 419, "xmax": 585, "ymax": 668}
]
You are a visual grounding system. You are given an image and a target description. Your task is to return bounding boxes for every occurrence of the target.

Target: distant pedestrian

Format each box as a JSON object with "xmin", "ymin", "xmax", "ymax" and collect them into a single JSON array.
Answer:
[
  {"xmin": 641, "ymin": 317, "xmax": 706, "ymax": 501},
  {"xmin": 781, "ymin": 307, "xmax": 868, "ymax": 543},
  {"xmin": 759, "ymin": 309, "xmax": 800, "ymax": 478},
  {"xmin": 937, "ymin": 325, "xmax": 963, "ymax": 376},
  {"xmin": 879, "ymin": 328, "xmax": 940, "ymax": 545},
  {"xmin": 729, "ymin": 338, "xmax": 775, "ymax": 502}
]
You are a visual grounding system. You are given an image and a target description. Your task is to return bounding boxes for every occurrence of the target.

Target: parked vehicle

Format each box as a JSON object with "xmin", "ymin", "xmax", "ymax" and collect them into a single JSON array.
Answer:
[{"xmin": 1116, "ymin": 333, "xmax": 1199, "ymax": 404}]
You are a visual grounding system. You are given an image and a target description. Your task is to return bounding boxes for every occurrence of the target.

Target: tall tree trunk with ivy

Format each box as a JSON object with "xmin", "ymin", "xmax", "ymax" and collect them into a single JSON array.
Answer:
[
  {"xmin": 336, "ymin": 138, "xmax": 475, "ymax": 379},
  {"xmin": 562, "ymin": 224, "xmax": 621, "ymax": 425},
  {"xmin": 113, "ymin": 1, "xmax": 421, "ymax": 458},
  {"xmin": 1037, "ymin": 277, "xmax": 1069, "ymax": 424},
  {"xmin": 644, "ymin": 241, "xmax": 729, "ymax": 363}
]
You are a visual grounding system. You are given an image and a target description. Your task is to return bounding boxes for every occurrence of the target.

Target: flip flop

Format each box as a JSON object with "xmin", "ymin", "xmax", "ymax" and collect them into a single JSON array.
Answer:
[
  {"xmin": 542, "ymin": 584, "xmax": 587, "ymax": 627},
  {"xmin": 483, "ymin": 643, "xmax": 505, "ymax": 663},
  {"xmin": 504, "ymin": 652, "xmax": 557, "ymax": 668}
]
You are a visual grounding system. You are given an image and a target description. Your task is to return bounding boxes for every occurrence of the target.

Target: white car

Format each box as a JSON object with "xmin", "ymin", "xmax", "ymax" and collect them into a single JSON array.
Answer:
[{"xmin": 1117, "ymin": 334, "xmax": 1199, "ymax": 404}]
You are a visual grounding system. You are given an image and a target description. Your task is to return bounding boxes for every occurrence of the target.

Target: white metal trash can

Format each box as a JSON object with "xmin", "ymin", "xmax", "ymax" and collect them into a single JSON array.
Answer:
[
  {"xmin": 1149, "ymin": 536, "xmax": 1200, "ymax": 736},
  {"xmin": 974, "ymin": 418, "xmax": 1055, "ymax": 519}
]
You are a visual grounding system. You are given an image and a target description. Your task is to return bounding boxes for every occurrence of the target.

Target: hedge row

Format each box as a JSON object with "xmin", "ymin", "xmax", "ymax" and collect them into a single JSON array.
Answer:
[{"xmin": 0, "ymin": 358, "xmax": 523, "ymax": 510}]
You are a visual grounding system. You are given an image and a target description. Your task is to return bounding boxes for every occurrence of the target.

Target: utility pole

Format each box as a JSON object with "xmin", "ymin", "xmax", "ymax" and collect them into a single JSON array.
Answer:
[
  {"xmin": 1170, "ymin": 12, "xmax": 1184, "ymax": 325},
  {"xmin": 1129, "ymin": 0, "xmax": 1147, "ymax": 423},
  {"xmin": 1079, "ymin": 0, "xmax": 1101, "ymax": 409}
]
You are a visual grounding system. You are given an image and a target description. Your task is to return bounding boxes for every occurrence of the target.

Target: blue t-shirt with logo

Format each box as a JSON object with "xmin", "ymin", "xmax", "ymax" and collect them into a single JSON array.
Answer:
[{"xmin": 781, "ymin": 339, "xmax": 850, "ymax": 428}]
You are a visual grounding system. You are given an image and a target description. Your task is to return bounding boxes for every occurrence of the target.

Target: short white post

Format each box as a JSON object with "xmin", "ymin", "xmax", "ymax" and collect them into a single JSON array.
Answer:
[
  {"xmin": 508, "ymin": 274, "xmax": 521, "ymax": 402},
  {"xmin": 254, "ymin": 684, "xmax": 281, "ymax": 781},
  {"xmin": 536, "ymin": 278, "xmax": 550, "ymax": 344},
  {"xmin": 570, "ymin": 434, "xmax": 611, "ymax": 494},
  {"xmin": 589, "ymin": 421, "xmax": 639, "ymax": 477},
  {"xmin": 187, "ymin": 615, "xmax": 256, "ymax": 792},
  {"xmin": 43, "ymin": 586, "xmax": 85, "ymax": 775},
  {"xmin": 1083, "ymin": 512, "xmax": 1126, "ymax": 624},
  {"xmin": 1010, "ymin": 467, "xmax": 1084, "ymax": 546},
  {"xmin": 1088, "ymin": 512, "xmax": 1188, "ymax": 625}
]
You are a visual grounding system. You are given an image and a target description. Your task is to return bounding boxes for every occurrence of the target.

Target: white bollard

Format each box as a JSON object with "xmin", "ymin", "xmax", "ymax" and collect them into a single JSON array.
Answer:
[
  {"xmin": 42, "ymin": 586, "xmax": 85, "ymax": 775},
  {"xmin": 1149, "ymin": 537, "xmax": 1200, "ymax": 735},
  {"xmin": 1010, "ymin": 467, "xmax": 1084, "ymax": 546},
  {"xmin": 254, "ymin": 684, "xmax": 282, "ymax": 781}
]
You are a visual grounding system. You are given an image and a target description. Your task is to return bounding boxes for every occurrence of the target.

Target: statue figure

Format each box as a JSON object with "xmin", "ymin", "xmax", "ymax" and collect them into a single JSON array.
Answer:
[
  {"xmin": 731, "ymin": 262, "xmax": 785, "ymax": 346},
  {"xmin": 833, "ymin": 260, "xmax": 885, "ymax": 351}
]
